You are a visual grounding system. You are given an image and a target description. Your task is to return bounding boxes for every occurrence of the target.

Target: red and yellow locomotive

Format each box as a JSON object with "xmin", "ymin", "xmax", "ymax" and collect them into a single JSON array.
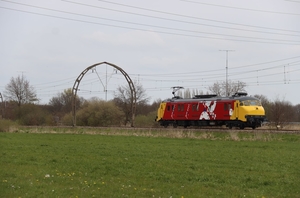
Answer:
[{"xmin": 155, "ymin": 91, "xmax": 265, "ymax": 129}]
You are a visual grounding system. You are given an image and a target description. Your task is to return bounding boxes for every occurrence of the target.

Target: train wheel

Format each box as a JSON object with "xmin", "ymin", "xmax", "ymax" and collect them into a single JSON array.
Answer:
[
  {"xmin": 183, "ymin": 121, "xmax": 188, "ymax": 128},
  {"xmin": 252, "ymin": 125, "xmax": 256, "ymax": 129},
  {"xmin": 239, "ymin": 124, "xmax": 245, "ymax": 129},
  {"xmin": 173, "ymin": 123, "xmax": 177, "ymax": 128},
  {"xmin": 163, "ymin": 122, "xmax": 168, "ymax": 128}
]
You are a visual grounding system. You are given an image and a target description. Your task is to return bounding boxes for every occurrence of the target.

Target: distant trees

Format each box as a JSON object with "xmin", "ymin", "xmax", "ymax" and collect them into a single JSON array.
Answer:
[
  {"xmin": 49, "ymin": 89, "xmax": 73, "ymax": 114},
  {"xmin": 255, "ymin": 94, "xmax": 297, "ymax": 128},
  {"xmin": 49, "ymin": 88, "xmax": 85, "ymax": 122},
  {"xmin": 17, "ymin": 104, "xmax": 51, "ymax": 125},
  {"xmin": 177, "ymin": 88, "xmax": 204, "ymax": 98},
  {"xmin": 208, "ymin": 80, "xmax": 246, "ymax": 96},
  {"xmin": 48, "ymin": 88, "xmax": 85, "ymax": 125},
  {"xmin": 269, "ymin": 97, "xmax": 294, "ymax": 128},
  {"xmin": 4, "ymin": 75, "xmax": 38, "ymax": 106},
  {"xmin": 113, "ymin": 82, "xmax": 150, "ymax": 125},
  {"xmin": 2, "ymin": 74, "xmax": 300, "ymax": 128},
  {"xmin": 295, "ymin": 104, "xmax": 300, "ymax": 122}
]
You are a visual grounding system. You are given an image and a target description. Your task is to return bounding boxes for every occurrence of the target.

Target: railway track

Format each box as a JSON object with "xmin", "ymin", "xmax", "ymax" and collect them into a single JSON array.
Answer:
[
  {"xmin": 20, "ymin": 125, "xmax": 300, "ymax": 134},
  {"xmin": 139, "ymin": 127, "xmax": 300, "ymax": 134}
]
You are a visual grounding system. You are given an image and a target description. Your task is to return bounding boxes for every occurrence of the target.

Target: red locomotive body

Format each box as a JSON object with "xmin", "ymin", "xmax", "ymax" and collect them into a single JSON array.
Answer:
[{"xmin": 156, "ymin": 93, "xmax": 265, "ymax": 129}]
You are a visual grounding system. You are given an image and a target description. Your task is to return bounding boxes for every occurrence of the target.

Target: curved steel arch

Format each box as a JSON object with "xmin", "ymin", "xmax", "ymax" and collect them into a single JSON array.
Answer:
[
  {"xmin": 0, "ymin": 92, "xmax": 3, "ymax": 119},
  {"xmin": 72, "ymin": 62, "xmax": 136, "ymax": 127}
]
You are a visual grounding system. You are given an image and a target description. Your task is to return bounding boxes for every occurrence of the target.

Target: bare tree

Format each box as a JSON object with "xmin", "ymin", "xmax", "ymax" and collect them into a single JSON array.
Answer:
[
  {"xmin": 49, "ymin": 88, "xmax": 85, "ymax": 124},
  {"xmin": 208, "ymin": 82, "xmax": 223, "ymax": 96},
  {"xmin": 269, "ymin": 96, "xmax": 294, "ymax": 129},
  {"xmin": 113, "ymin": 81, "xmax": 149, "ymax": 125},
  {"xmin": 4, "ymin": 75, "xmax": 38, "ymax": 106},
  {"xmin": 208, "ymin": 80, "xmax": 246, "ymax": 96},
  {"xmin": 227, "ymin": 81, "xmax": 247, "ymax": 96}
]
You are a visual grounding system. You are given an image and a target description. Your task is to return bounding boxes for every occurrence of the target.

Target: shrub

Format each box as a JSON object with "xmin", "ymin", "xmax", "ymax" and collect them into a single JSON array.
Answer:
[
  {"xmin": 17, "ymin": 104, "xmax": 52, "ymax": 126},
  {"xmin": 62, "ymin": 113, "xmax": 73, "ymax": 126},
  {"xmin": 75, "ymin": 99, "xmax": 125, "ymax": 127},
  {"xmin": 135, "ymin": 111, "xmax": 160, "ymax": 127},
  {"xmin": 0, "ymin": 119, "xmax": 18, "ymax": 132}
]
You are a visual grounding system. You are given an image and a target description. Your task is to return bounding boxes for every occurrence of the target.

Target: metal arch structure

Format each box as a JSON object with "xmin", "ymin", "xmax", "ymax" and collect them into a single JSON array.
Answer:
[
  {"xmin": 72, "ymin": 62, "xmax": 136, "ymax": 127},
  {"xmin": 0, "ymin": 92, "xmax": 3, "ymax": 119}
]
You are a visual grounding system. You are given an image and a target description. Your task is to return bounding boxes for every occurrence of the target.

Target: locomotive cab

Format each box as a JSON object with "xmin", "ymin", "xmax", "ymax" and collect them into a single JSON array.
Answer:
[{"xmin": 233, "ymin": 97, "xmax": 265, "ymax": 129}]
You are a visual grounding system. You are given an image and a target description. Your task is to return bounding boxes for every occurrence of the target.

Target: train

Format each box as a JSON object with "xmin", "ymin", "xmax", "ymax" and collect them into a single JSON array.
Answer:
[{"xmin": 155, "ymin": 89, "xmax": 266, "ymax": 129}]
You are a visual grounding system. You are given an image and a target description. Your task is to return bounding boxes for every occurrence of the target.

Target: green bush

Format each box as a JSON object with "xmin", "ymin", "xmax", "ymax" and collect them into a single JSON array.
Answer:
[
  {"xmin": 62, "ymin": 113, "xmax": 73, "ymax": 126},
  {"xmin": 135, "ymin": 111, "xmax": 159, "ymax": 127},
  {"xmin": 75, "ymin": 99, "xmax": 125, "ymax": 127},
  {"xmin": 0, "ymin": 119, "xmax": 18, "ymax": 132},
  {"xmin": 17, "ymin": 104, "xmax": 52, "ymax": 126}
]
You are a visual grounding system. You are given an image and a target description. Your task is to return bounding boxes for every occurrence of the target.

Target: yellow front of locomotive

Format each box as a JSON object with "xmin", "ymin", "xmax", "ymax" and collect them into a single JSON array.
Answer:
[{"xmin": 232, "ymin": 97, "xmax": 265, "ymax": 128}]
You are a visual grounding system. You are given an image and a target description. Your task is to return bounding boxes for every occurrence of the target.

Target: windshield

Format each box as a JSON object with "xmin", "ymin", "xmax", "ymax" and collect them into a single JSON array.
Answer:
[{"xmin": 240, "ymin": 99, "xmax": 261, "ymax": 106}]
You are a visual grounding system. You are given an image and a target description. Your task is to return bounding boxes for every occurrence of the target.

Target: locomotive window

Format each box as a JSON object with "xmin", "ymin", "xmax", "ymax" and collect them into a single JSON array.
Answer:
[
  {"xmin": 178, "ymin": 104, "xmax": 184, "ymax": 111},
  {"xmin": 167, "ymin": 105, "xmax": 170, "ymax": 111},
  {"xmin": 192, "ymin": 104, "xmax": 197, "ymax": 111},
  {"xmin": 224, "ymin": 103, "xmax": 231, "ymax": 111},
  {"xmin": 172, "ymin": 105, "xmax": 175, "ymax": 111},
  {"xmin": 251, "ymin": 100, "xmax": 261, "ymax": 106},
  {"xmin": 224, "ymin": 103, "xmax": 228, "ymax": 111},
  {"xmin": 242, "ymin": 100, "xmax": 261, "ymax": 106}
]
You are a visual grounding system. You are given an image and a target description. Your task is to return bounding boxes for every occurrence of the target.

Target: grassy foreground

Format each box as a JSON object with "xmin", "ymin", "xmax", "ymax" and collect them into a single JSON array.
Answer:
[{"xmin": 1, "ymin": 130, "xmax": 300, "ymax": 198}]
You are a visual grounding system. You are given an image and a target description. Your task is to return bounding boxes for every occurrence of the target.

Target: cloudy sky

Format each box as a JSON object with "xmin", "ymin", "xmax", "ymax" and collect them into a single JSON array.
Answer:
[{"xmin": 1, "ymin": 0, "xmax": 300, "ymax": 105}]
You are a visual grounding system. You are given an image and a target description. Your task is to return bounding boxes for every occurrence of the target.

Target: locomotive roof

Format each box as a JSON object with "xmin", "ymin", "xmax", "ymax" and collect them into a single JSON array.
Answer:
[{"xmin": 163, "ymin": 95, "xmax": 259, "ymax": 103}]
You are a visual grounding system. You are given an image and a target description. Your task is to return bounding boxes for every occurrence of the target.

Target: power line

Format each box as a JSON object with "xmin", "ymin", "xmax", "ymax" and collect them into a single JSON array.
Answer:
[
  {"xmin": 230, "ymin": 56, "xmax": 300, "ymax": 69},
  {"xmin": 285, "ymin": 0, "xmax": 300, "ymax": 3},
  {"xmin": 180, "ymin": 0, "xmax": 300, "ymax": 16},
  {"xmin": 2, "ymin": 0, "xmax": 300, "ymax": 41},
  {"xmin": 2, "ymin": 1, "xmax": 300, "ymax": 44},
  {"xmin": 94, "ymin": 0, "xmax": 300, "ymax": 33},
  {"xmin": 129, "ymin": 56, "xmax": 300, "ymax": 77},
  {"xmin": 3, "ymin": 1, "xmax": 299, "ymax": 42},
  {"xmin": 2, "ymin": 6, "xmax": 298, "ymax": 45}
]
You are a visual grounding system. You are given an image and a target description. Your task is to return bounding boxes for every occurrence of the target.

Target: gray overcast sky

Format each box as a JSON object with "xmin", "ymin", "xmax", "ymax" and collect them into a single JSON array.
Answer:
[{"xmin": 1, "ymin": 0, "xmax": 300, "ymax": 104}]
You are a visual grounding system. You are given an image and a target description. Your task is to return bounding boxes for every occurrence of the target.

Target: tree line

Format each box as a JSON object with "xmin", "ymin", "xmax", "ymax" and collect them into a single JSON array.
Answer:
[{"xmin": 1, "ymin": 75, "xmax": 299, "ymax": 128}]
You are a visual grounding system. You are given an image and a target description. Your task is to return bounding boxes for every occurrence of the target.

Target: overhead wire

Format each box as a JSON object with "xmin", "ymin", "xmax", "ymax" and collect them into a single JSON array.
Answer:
[
  {"xmin": 129, "ymin": 60, "xmax": 300, "ymax": 80},
  {"xmin": 2, "ymin": 6, "xmax": 296, "ymax": 45},
  {"xmin": 180, "ymin": 0, "xmax": 300, "ymax": 16},
  {"xmin": 1, "ymin": 1, "xmax": 300, "ymax": 44},
  {"xmin": 0, "ymin": 7, "xmax": 298, "ymax": 45},
  {"xmin": 94, "ymin": 0, "xmax": 300, "ymax": 33}
]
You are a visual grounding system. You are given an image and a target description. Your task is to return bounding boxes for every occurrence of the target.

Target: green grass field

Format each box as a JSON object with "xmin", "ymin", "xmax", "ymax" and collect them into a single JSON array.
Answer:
[{"xmin": 1, "ymin": 129, "xmax": 300, "ymax": 197}]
